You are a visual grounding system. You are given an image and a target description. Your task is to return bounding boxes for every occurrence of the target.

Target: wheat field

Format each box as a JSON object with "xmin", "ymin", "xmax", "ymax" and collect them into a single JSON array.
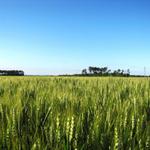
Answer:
[{"xmin": 0, "ymin": 77, "xmax": 149, "ymax": 150}]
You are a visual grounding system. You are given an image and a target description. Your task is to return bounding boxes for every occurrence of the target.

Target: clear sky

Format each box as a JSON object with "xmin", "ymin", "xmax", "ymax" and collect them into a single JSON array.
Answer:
[{"xmin": 0, "ymin": 0, "xmax": 150, "ymax": 75}]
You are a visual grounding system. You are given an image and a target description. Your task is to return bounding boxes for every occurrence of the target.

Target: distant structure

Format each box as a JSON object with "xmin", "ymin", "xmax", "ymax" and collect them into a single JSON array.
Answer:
[{"xmin": 0, "ymin": 70, "xmax": 24, "ymax": 76}]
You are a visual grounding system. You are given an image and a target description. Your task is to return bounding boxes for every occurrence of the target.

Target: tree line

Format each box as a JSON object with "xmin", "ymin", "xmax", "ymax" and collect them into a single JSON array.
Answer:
[
  {"xmin": 82, "ymin": 67, "xmax": 130, "ymax": 76},
  {"xmin": 0, "ymin": 70, "xmax": 24, "ymax": 76}
]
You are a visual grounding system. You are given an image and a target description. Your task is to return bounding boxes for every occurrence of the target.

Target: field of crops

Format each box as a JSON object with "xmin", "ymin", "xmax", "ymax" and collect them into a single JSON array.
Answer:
[{"xmin": 0, "ymin": 77, "xmax": 149, "ymax": 150}]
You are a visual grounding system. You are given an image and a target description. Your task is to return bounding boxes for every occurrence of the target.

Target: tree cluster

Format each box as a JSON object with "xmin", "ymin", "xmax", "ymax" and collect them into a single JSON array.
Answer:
[
  {"xmin": 82, "ymin": 67, "xmax": 130, "ymax": 77},
  {"xmin": 0, "ymin": 70, "xmax": 24, "ymax": 76}
]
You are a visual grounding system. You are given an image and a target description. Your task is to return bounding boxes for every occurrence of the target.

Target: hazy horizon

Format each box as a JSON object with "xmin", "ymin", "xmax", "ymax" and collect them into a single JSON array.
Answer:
[{"xmin": 0, "ymin": 0, "xmax": 150, "ymax": 75}]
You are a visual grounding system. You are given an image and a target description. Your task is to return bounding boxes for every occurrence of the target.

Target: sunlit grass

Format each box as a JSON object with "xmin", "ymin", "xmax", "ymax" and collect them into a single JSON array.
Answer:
[{"xmin": 0, "ymin": 77, "xmax": 149, "ymax": 149}]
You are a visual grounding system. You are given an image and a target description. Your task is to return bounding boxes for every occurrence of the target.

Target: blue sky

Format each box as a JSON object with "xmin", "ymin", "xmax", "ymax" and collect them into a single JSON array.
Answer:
[{"xmin": 0, "ymin": 0, "xmax": 150, "ymax": 75}]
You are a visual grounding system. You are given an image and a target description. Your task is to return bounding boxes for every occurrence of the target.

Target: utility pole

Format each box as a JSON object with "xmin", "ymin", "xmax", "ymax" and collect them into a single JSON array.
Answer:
[{"xmin": 144, "ymin": 67, "xmax": 146, "ymax": 76}]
